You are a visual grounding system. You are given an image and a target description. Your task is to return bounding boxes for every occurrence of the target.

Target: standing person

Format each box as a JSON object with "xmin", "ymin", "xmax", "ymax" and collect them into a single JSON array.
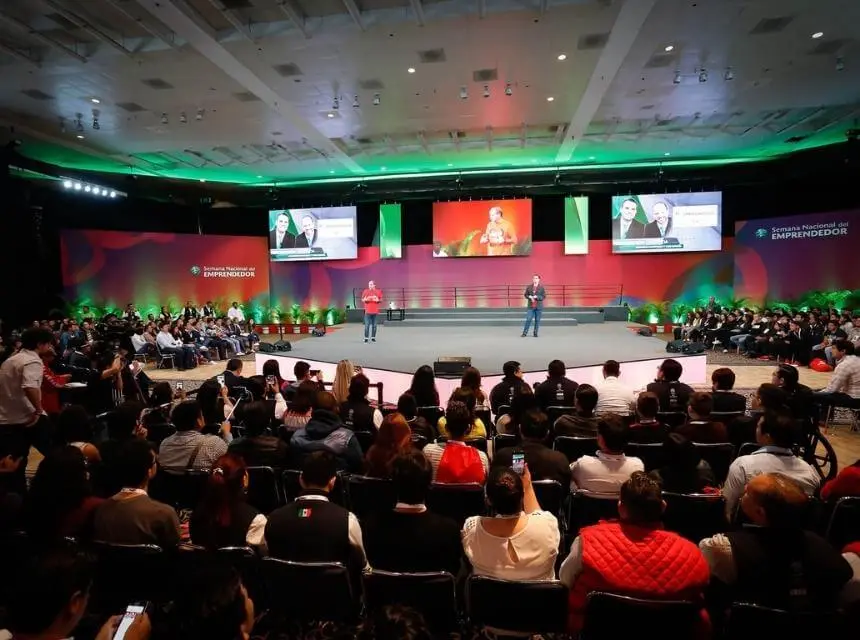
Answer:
[
  {"xmin": 480, "ymin": 206, "xmax": 518, "ymax": 256},
  {"xmin": 521, "ymin": 274, "xmax": 546, "ymax": 338},
  {"xmin": 361, "ymin": 280, "xmax": 383, "ymax": 344}
]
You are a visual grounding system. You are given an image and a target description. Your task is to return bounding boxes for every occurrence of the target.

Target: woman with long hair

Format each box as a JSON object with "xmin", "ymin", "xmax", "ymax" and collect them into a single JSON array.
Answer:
[
  {"xmin": 197, "ymin": 379, "xmax": 235, "ymax": 427},
  {"xmin": 365, "ymin": 413, "xmax": 412, "ymax": 478},
  {"xmin": 190, "ymin": 453, "xmax": 266, "ymax": 552},
  {"xmin": 261, "ymin": 359, "xmax": 285, "ymax": 390},
  {"xmin": 460, "ymin": 366, "xmax": 488, "ymax": 409},
  {"xmin": 282, "ymin": 379, "xmax": 318, "ymax": 431},
  {"xmin": 24, "ymin": 446, "xmax": 103, "ymax": 541},
  {"xmin": 407, "ymin": 365, "xmax": 440, "ymax": 408},
  {"xmin": 331, "ymin": 359, "xmax": 356, "ymax": 404}
]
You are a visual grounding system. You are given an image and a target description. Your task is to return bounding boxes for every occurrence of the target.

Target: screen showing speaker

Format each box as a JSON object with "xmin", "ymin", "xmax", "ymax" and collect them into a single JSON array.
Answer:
[
  {"xmin": 610, "ymin": 191, "xmax": 722, "ymax": 254},
  {"xmin": 432, "ymin": 199, "xmax": 532, "ymax": 257},
  {"xmin": 268, "ymin": 207, "xmax": 357, "ymax": 262}
]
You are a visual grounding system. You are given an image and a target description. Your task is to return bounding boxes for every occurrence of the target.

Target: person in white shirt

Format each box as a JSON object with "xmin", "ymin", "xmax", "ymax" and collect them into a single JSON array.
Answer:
[
  {"xmin": 570, "ymin": 414, "xmax": 644, "ymax": 496},
  {"xmin": 593, "ymin": 360, "xmax": 635, "ymax": 416},
  {"xmin": 814, "ymin": 339, "xmax": 860, "ymax": 410},
  {"xmin": 155, "ymin": 323, "xmax": 196, "ymax": 370},
  {"xmin": 722, "ymin": 409, "xmax": 820, "ymax": 519},
  {"xmin": 227, "ymin": 302, "xmax": 246, "ymax": 324},
  {"xmin": 462, "ymin": 464, "xmax": 560, "ymax": 582}
]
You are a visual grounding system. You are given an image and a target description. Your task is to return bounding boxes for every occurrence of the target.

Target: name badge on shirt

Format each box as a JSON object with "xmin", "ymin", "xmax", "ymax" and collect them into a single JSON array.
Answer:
[{"xmin": 298, "ymin": 507, "xmax": 312, "ymax": 518}]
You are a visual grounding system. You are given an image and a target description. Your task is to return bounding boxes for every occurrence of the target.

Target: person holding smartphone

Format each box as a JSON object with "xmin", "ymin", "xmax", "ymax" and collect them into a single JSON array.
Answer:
[{"xmin": 492, "ymin": 409, "xmax": 571, "ymax": 486}]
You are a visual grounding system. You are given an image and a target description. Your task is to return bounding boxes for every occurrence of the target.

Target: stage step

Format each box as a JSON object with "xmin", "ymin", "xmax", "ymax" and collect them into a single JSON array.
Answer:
[
  {"xmin": 389, "ymin": 317, "xmax": 580, "ymax": 328},
  {"xmin": 387, "ymin": 309, "xmax": 603, "ymax": 328}
]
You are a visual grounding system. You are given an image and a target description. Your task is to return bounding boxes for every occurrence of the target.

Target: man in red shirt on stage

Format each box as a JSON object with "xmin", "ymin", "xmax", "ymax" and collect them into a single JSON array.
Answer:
[{"xmin": 361, "ymin": 280, "xmax": 382, "ymax": 343}]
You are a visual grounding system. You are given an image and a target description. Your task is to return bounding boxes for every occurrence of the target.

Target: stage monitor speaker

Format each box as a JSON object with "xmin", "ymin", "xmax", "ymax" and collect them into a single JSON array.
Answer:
[
  {"xmin": 434, "ymin": 356, "xmax": 471, "ymax": 378},
  {"xmin": 258, "ymin": 343, "xmax": 276, "ymax": 353},
  {"xmin": 637, "ymin": 327, "xmax": 653, "ymax": 337},
  {"xmin": 273, "ymin": 340, "xmax": 292, "ymax": 352}
]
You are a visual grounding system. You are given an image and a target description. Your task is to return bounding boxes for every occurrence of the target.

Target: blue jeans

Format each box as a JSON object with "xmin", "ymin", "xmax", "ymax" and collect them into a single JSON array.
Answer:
[
  {"xmin": 364, "ymin": 313, "xmax": 378, "ymax": 339},
  {"xmin": 523, "ymin": 307, "xmax": 542, "ymax": 335}
]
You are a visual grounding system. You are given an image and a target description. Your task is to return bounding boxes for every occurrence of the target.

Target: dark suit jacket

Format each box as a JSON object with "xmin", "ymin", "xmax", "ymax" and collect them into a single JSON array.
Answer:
[
  {"xmin": 524, "ymin": 284, "xmax": 546, "ymax": 309},
  {"xmin": 269, "ymin": 228, "xmax": 296, "ymax": 249},
  {"xmin": 493, "ymin": 441, "xmax": 571, "ymax": 486},
  {"xmin": 643, "ymin": 218, "xmax": 674, "ymax": 238},
  {"xmin": 711, "ymin": 391, "xmax": 747, "ymax": 414},
  {"xmin": 612, "ymin": 216, "xmax": 646, "ymax": 240},
  {"xmin": 294, "ymin": 231, "xmax": 317, "ymax": 248},
  {"xmin": 677, "ymin": 420, "xmax": 729, "ymax": 444},
  {"xmin": 535, "ymin": 376, "xmax": 578, "ymax": 411}
]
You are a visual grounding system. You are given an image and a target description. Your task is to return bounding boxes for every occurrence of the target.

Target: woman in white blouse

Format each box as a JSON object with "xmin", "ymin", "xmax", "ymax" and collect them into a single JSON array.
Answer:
[{"xmin": 462, "ymin": 464, "xmax": 560, "ymax": 581}]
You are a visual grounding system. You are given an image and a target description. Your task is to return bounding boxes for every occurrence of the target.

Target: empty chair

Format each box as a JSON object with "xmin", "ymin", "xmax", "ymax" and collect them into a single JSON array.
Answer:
[
  {"xmin": 553, "ymin": 436, "xmax": 598, "ymax": 464},
  {"xmin": 657, "ymin": 412, "xmax": 687, "ymax": 429},
  {"xmin": 467, "ymin": 575, "xmax": 568, "ymax": 635},
  {"xmin": 475, "ymin": 408, "xmax": 493, "ymax": 433},
  {"xmin": 624, "ymin": 442, "xmax": 664, "ymax": 472},
  {"xmin": 245, "ymin": 466, "xmax": 282, "ymax": 514},
  {"xmin": 692, "ymin": 442, "xmax": 735, "ymax": 485},
  {"xmin": 426, "ymin": 483, "xmax": 485, "ymax": 525},
  {"xmin": 363, "ymin": 570, "xmax": 460, "ymax": 632},
  {"xmin": 260, "ymin": 558, "xmax": 358, "ymax": 623},
  {"xmin": 346, "ymin": 475, "xmax": 397, "ymax": 520},
  {"xmin": 661, "ymin": 492, "xmax": 727, "ymax": 543},
  {"xmin": 724, "ymin": 602, "xmax": 844, "ymax": 640},
  {"xmin": 581, "ymin": 592, "xmax": 701, "ymax": 639}
]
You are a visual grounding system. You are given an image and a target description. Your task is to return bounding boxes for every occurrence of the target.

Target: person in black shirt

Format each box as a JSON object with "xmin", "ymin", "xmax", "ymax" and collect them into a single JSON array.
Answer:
[
  {"xmin": 646, "ymin": 359, "xmax": 693, "ymax": 413},
  {"xmin": 340, "ymin": 373, "xmax": 382, "ymax": 434},
  {"xmin": 772, "ymin": 364, "xmax": 817, "ymax": 432},
  {"xmin": 534, "ymin": 359, "xmax": 578, "ymax": 411},
  {"xmin": 710, "ymin": 368, "xmax": 747, "ymax": 414},
  {"xmin": 489, "ymin": 360, "xmax": 531, "ymax": 415},
  {"xmin": 554, "ymin": 384, "xmax": 600, "ymax": 437},
  {"xmin": 228, "ymin": 400, "xmax": 289, "ymax": 468},
  {"xmin": 493, "ymin": 409, "xmax": 571, "ymax": 486},
  {"xmin": 362, "ymin": 451, "xmax": 461, "ymax": 576},
  {"xmin": 628, "ymin": 392, "xmax": 668, "ymax": 444}
]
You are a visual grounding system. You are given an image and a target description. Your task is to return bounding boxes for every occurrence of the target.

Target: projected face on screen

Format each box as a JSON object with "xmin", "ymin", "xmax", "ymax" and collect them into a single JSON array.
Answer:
[
  {"xmin": 489, "ymin": 206, "xmax": 502, "ymax": 223},
  {"xmin": 301, "ymin": 215, "xmax": 315, "ymax": 234},
  {"xmin": 652, "ymin": 202, "xmax": 669, "ymax": 225},
  {"xmin": 620, "ymin": 199, "xmax": 638, "ymax": 221},
  {"xmin": 275, "ymin": 213, "xmax": 290, "ymax": 233}
]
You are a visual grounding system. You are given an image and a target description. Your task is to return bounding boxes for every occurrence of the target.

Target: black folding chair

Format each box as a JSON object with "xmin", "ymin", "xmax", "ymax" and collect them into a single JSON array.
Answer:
[
  {"xmin": 352, "ymin": 430, "xmax": 376, "ymax": 453},
  {"xmin": 493, "ymin": 433, "xmax": 518, "ymax": 455},
  {"xmin": 435, "ymin": 436, "xmax": 488, "ymax": 453},
  {"xmin": 581, "ymin": 591, "xmax": 700, "ymax": 639},
  {"xmin": 427, "ymin": 483, "xmax": 485, "ymax": 526},
  {"xmin": 149, "ymin": 468, "xmax": 209, "ymax": 510},
  {"xmin": 346, "ymin": 475, "xmax": 397, "ymax": 520},
  {"xmin": 547, "ymin": 405, "xmax": 576, "ymax": 425},
  {"xmin": 533, "ymin": 479, "xmax": 566, "ymax": 523},
  {"xmin": 475, "ymin": 408, "xmax": 493, "ymax": 434},
  {"xmin": 260, "ymin": 558, "xmax": 358, "ymax": 623},
  {"xmin": 624, "ymin": 442, "xmax": 664, "ymax": 471},
  {"xmin": 711, "ymin": 411, "xmax": 744, "ymax": 424},
  {"xmin": 738, "ymin": 441, "xmax": 760, "ymax": 457},
  {"xmin": 89, "ymin": 542, "xmax": 166, "ymax": 614},
  {"xmin": 824, "ymin": 496, "xmax": 860, "ymax": 550},
  {"xmin": 417, "ymin": 406, "xmax": 444, "ymax": 427},
  {"xmin": 661, "ymin": 492, "xmax": 727, "ymax": 542},
  {"xmin": 246, "ymin": 466, "xmax": 283, "ymax": 514},
  {"xmin": 657, "ymin": 412, "xmax": 687, "ymax": 428},
  {"xmin": 692, "ymin": 442, "xmax": 735, "ymax": 485},
  {"xmin": 724, "ymin": 602, "xmax": 844, "ymax": 640},
  {"xmin": 281, "ymin": 469, "xmax": 302, "ymax": 502},
  {"xmin": 553, "ymin": 436, "xmax": 598, "ymax": 464},
  {"xmin": 495, "ymin": 404, "xmax": 512, "ymax": 422},
  {"xmin": 569, "ymin": 491, "xmax": 619, "ymax": 535},
  {"xmin": 363, "ymin": 571, "xmax": 460, "ymax": 632},
  {"xmin": 467, "ymin": 575, "xmax": 568, "ymax": 634}
]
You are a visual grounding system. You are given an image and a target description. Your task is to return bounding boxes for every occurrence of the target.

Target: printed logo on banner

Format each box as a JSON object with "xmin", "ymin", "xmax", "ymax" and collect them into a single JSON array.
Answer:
[
  {"xmin": 190, "ymin": 265, "xmax": 201, "ymax": 276},
  {"xmin": 755, "ymin": 228, "xmax": 769, "ymax": 239}
]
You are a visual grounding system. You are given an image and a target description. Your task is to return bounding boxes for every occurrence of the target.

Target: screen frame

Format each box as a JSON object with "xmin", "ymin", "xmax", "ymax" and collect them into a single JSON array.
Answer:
[{"xmin": 268, "ymin": 206, "xmax": 358, "ymax": 263}]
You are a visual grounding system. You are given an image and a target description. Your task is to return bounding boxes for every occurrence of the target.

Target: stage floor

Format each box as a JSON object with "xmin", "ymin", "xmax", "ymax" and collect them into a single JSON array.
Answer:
[{"xmin": 283, "ymin": 323, "xmax": 682, "ymax": 376}]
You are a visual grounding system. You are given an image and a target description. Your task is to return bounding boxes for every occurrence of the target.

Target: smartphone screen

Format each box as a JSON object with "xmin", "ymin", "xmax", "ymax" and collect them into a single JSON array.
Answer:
[
  {"xmin": 266, "ymin": 374, "xmax": 275, "ymax": 385},
  {"xmin": 113, "ymin": 602, "xmax": 147, "ymax": 640},
  {"xmin": 216, "ymin": 375, "xmax": 225, "ymax": 388},
  {"xmin": 511, "ymin": 451, "xmax": 525, "ymax": 475}
]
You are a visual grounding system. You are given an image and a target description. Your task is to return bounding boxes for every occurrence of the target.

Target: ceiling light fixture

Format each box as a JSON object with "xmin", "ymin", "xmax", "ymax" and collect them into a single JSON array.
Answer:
[
  {"xmin": 546, "ymin": 96, "xmax": 554, "ymax": 102},
  {"xmin": 329, "ymin": 170, "xmax": 335, "ymax": 174},
  {"xmin": 447, "ymin": 163, "xmax": 453, "ymax": 167},
  {"xmin": 73, "ymin": 183, "xmax": 82, "ymax": 190},
  {"xmin": 179, "ymin": 112, "xmax": 188, "ymax": 124},
  {"xmin": 698, "ymin": 68, "xmax": 708, "ymax": 83},
  {"xmin": 664, "ymin": 152, "xmax": 671, "ymax": 156},
  {"xmin": 352, "ymin": 95, "xmax": 360, "ymax": 108},
  {"xmin": 91, "ymin": 97, "xmax": 100, "ymax": 104},
  {"xmin": 459, "ymin": 86, "xmax": 468, "ymax": 100},
  {"xmin": 332, "ymin": 97, "xmax": 340, "ymax": 110},
  {"xmin": 811, "ymin": 31, "xmax": 824, "ymax": 39},
  {"xmin": 836, "ymin": 57, "xmax": 845, "ymax": 71},
  {"xmin": 327, "ymin": 112, "xmax": 335, "ymax": 118},
  {"xmin": 196, "ymin": 108, "xmax": 204, "ymax": 121},
  {"xmin": 199, "ymin": 179, "xmax": 206, "ymax": 183},
  {"xmin": 161, "ymin": 113, "xmax": 168, "ymax": 125},
  {"xmin": 407, "ymin": 67, "xmax": 415, "ymax": 73},
  {"xmin": 76, "ymin": 134, "xmax": 85, "ymax": 140},
  {"xmin": 84, "ymin": 185, "xmax": 91, "ymax": 193},
  {"xmin": 589, "ymin": 156, "xmax": 595, "ymax": 160},
  {"xmin": 664, "ymin": 44, "xmax": 674, "ymax": 52},
  {"xmin": 482, "ymin": 84, "xmax": 490, "ymax": 98},
  {"xmin": 557, "ymin": 53, "xmax": 567, "ymax": 61},
  {"xmin": 724, "ymin": 67, "xmax": 734, "ymax": 81},
  {"xmin": 373, "ymin": 93, "xmax": 381, "ymax": 106},
  {"xmin": 505, "ymin": 83, "xmax": 512, "ymax": 96},
  {"xmin": 109, "ymin": 191, "xmax": 116, "ymax": 198},
  {"xmin": 673, "ymin": 70, "xmax": 682, "ymax": 84},
  {"xmin": 101, "ymin": 189, "xmax": 108, "ymax": 196},
  {"xmin": 63, "ymin": 180, "xmax": 72, "ymax": 188}
]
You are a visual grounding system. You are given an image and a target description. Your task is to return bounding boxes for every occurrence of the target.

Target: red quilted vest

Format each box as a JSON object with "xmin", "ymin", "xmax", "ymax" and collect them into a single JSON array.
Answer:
[
  {"xmin": 568, "ymin": 522, "xmax": 710, "ymax": 634},
  {"xmin": 436, "ymin": 441, "xmax": 485, "ymax": 484}
]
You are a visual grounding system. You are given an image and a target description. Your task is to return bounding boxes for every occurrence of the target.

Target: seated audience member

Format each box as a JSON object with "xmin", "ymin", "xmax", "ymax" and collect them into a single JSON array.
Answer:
[
  {"xmin": 161, "ymin": 563, "xmax": 255, "ymax": 640},
  {"xmin": 646, "ymin": 358, "xmax": 694, "ymax": 413},
  {"xmin": 340, "ymin": 373, "xmax": 383, "ymax": 433},
  {"xmin": 422, "ymin": 400, "xmax": 489, "ymax": 484},
  {"xmin": 331, "ymin": 359, "xmax": 356, "ymax": 404},
  {"xmin": 495, "ymin": 385, "xmax": 538, "ymax": 435},
  {"xmin": 652, "ymin": 433, "xmax": 717, "ymax": 494},
  {"xmin": 594, "ymin": 360, "xmax": 635, "ymax": 416},
  {"xmin": 223, "ymin": 358, "xmax": 247, "ymax": 393},
  {"xmin": 773, "ymin": 363, "xmax": 817, "ymax": 430},
  {"xmin": 262, "ymin": 358, "xmax": 286, "ymax": 391},
  {"xmin": 711, "ymin": 367, "xmax": 747, "ymax": 413},
  {"xmin": 554, "ymin": 383, "xmax": 600, "ymax": 437},
  {"xmin": 290, "ymin": 391, "xmax": 363, "ymax": 473},
  {"xmin": 493, "ymin": 408, "xmax": 571, "ymax": 486},
  {"xmin": 57, "ymin": 404, "xmax": 102, "ymax": 465},
  {"xmin": 97, "ymin": 401, "xmax": 147, "ymax": 495},
  {"xmin": 678, "ymin": 392, "xmax": 729, "ymax": 443},
  {"xmin": 700, "ymin": 473, "xmax": 852, "ymax": 610},
  {"xmin": 156, "ymin": 321, "xmax": 195, "ymax": 370},
  {"xmin": 365, "ymin": 412, "xmax": 412, "ymax": 478},
  {"xmin": 197, "ymin": 379, "xmax": 237, "ymax": 431},
  {"xmin": 729, "ymin": 382, "xmax": 789, "ymax": 447},
  {"xmin": 460, "ymin": 365, "xmax": 490, "ymax": 410},
  {"xmin": 283, "ymin": 360, "xmax": 325, "ymax": 401},
  {"xmin": 821, "ymin": 458, "xmax": 860, "ymax": 501},
  {"xmin": 282, "ymin": 379, "xmax": 317, "ymax": 432},
  {"xmin": 92, "ymin": 438, "xmax": 181, "ymax": 547},
  {"xmin": 570, "ymin": 415, "xmax": 644, "ymax": 496},
  {"xmin": 560, "ymin": 472, "xmax": 710, "ymax": 635},
  {"xmin": 438, "ymin": 387, "xmax": 487, "ymax": 440},
  {"xmin": 489, "ymin": 360, "xmax": 530, "ymax": 415},
  {"xmin": 535, "ymin": 359, "xmax": 578, "ymax": 410},
  {"xmin": 159, "ymin": 400, "xmax": 230, "ymax": 470},
  {"xmin": 723, "ymin": 410, "xmax": 821, "ymax": 518},
  {"xmin": 397, "ymin": 392, "xmax": 436, "ymax": 441},
  {"xmin": 228, "ymin": 400, "xmax": 290, "ymax": 468},
  {"xmin": 265, "ymin": 451, "xmax": 367, "ymax": 573},
  {"xmin": 405, "ymin": 364, "xmax": 441, "ymax": 408},
  {"xmin": 814, "ymin": 340, "xmax": 860, "ymax": 409},
  {"xmin": 362, "ymin": 451, "xmax": 462, "ymax": 575},
  {"xmin": 463, "ymin": 465, "xmax": 560, "ymax": 580},
  {"xmin": 25, "ymin": 446, "xmax": 104, "ymax": 542},
  {"xmin": 190, "ymin": 453, "xmax": 266, "ymax": 553},
  {"xmin": 628, "ymin": 392, "xmax": 668, "ymax": 444}
]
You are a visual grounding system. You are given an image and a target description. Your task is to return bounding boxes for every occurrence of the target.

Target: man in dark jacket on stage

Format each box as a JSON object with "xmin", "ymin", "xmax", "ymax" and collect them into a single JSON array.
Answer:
[{"xmin": 522, "ymin": 274, "xmax": 547, "ymax": 338}]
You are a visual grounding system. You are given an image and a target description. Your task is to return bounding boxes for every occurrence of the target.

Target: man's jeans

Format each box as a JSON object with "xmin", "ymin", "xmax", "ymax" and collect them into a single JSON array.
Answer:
[
  {"xmin": 364, "ymin": 313, "xmax": 378, "ymax": 339},
  {"xmin": 523, "ymin": 308, "xmax": 542, "ymax": 335}
]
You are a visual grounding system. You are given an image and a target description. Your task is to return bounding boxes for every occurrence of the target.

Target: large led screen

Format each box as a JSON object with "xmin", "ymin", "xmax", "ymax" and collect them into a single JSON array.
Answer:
[
  {"xmin": 432, "ymin": 199, "xmax": 532, "ymax": 257},
  {"xmin": 268, "ymin": 207, "xmax": 357, "ymax": 262}
]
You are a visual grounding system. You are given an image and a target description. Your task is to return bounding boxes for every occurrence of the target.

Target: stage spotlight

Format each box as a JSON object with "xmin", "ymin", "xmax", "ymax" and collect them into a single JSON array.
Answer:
[
  {"xmin": 63, "ymin": 180, "xmax": 72, "ymax": 189},
  {"xmin": 352, "ymin": 95, "xmax": 359, "ymax": 108},
  {"xmin": 161, "ymin": 113, "xmax": 168, "ymax": 124},
  {"xmin": 109, "ymin": 191, "xmax": 116, "ymax": 198},
  {"xmin": 724, "ymin": 67, "xmax": 734, "ymax": 81},
  {"xmin": 698, "ymin": 68, "xmax": 708, "ymax": 83},
  {"xmin": 373, "ymin": 93, "xmax": 381, "ymax": 106},
  {"xmin": 459, "ymin": 86, "xmax": 468, "ymax": 100},
  {"xmin": 196, "ymin": 108, "xmax": 204, "ymax": 121},
  {"xmin": 179, "ymin": 112, "xmax": 188, "ymax": 124},
  {"xmin": 73, "ymin": 183, "xmax": 82, "ymax": 190},
  {"xmin": 482, "ymin": 84, "xmax": 490, "ymax": 98},
  {"xmin": 84, "ymin": 185, "xmax": 91, "ymax": 193},
  {"xmin": 504, "ymin": 83, "xmax": 512, "ymax": 96},
  {"xmin": 673, "ymin": 70, "xmax": 682, "ymax": 84}
]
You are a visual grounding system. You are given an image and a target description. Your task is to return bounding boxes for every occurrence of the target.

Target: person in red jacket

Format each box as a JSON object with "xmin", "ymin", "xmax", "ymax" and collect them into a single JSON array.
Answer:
[
  {"xmin": 361, "ymin": 280, "xmax": 383, "ymax": 344},
  {"xmin": 821, "ymin": 458, "xmax": 860, "ymax": 501},
  {"xmin": 559, "ymin": 471, "xmax": 710, "ymax": 635}
]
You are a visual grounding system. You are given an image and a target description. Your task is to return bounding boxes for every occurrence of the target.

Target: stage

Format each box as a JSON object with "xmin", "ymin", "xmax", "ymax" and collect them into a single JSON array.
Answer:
[{"xmin": 255, "ymin": 323, "xmax": 707, "ymax": 402}]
